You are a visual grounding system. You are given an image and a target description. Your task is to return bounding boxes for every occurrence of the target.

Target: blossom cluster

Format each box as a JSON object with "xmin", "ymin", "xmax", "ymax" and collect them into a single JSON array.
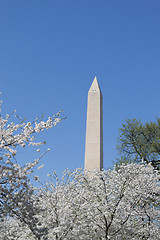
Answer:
[{"xmin": 0, "ymin": 109, "xmax": 62, "ymax": 160}]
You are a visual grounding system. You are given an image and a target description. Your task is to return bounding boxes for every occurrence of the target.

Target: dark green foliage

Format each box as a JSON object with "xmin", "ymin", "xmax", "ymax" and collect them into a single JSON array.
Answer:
[{"xmin": 116, "ymin": 118, "xmax": 160, "ymax": 170}]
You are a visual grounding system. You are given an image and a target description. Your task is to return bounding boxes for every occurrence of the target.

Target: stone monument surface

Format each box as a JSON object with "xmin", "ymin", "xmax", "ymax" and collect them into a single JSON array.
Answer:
[{"xmin": 84, "ymin": 77, "xmax": 103, "ymax": 171}]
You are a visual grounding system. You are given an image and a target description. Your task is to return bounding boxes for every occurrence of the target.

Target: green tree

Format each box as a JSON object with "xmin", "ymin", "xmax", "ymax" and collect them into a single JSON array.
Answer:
[{"xmin": 116, "ymin": 118, "xmax": 160, "ymax": 170}]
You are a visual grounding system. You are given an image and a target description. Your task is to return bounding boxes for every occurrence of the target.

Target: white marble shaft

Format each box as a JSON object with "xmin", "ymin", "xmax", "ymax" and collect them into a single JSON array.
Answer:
[{"xmin": 84, "ymin": 77, "xmax": 103, "ymax": 171}]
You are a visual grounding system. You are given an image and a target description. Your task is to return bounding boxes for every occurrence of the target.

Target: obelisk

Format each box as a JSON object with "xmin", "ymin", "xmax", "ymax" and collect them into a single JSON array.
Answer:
[{"xmin": 84, "ymin": 77, "xmax": 103, "ymax": 171}]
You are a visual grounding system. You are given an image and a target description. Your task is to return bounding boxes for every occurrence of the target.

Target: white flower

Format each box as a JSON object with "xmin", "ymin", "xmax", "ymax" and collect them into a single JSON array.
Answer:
[{"xmin": 37, "ymin": 164, "xmax": 44, "ymax": 170}]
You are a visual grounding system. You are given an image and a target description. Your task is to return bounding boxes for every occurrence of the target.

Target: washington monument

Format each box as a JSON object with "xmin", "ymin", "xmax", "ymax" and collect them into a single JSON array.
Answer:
[{"xmin": 84, "ymin": 77, "xmax": 103, "ymax": 171}]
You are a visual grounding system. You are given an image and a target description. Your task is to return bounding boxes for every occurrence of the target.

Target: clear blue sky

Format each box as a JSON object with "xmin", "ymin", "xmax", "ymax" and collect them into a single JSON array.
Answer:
[{"xmin": 1, "ymin": 1, "xmax": 160, "ymax": 178}]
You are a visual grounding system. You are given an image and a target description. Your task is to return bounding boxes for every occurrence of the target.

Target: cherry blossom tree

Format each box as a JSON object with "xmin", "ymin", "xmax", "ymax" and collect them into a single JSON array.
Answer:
[
  {"xmin": 1, "ymin": 164, "xmax": 159, "ymax": 240},
  {"xmin": 77, "ymin": 164, "xmax": 160, "ymax": 240},
  {"xmin": 0, "ymin": 95, "xmax": 62, "ymax": 222},
  {"xmin": 0, "ymin": 169, "xmax": 85, "ymax": 240}
]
